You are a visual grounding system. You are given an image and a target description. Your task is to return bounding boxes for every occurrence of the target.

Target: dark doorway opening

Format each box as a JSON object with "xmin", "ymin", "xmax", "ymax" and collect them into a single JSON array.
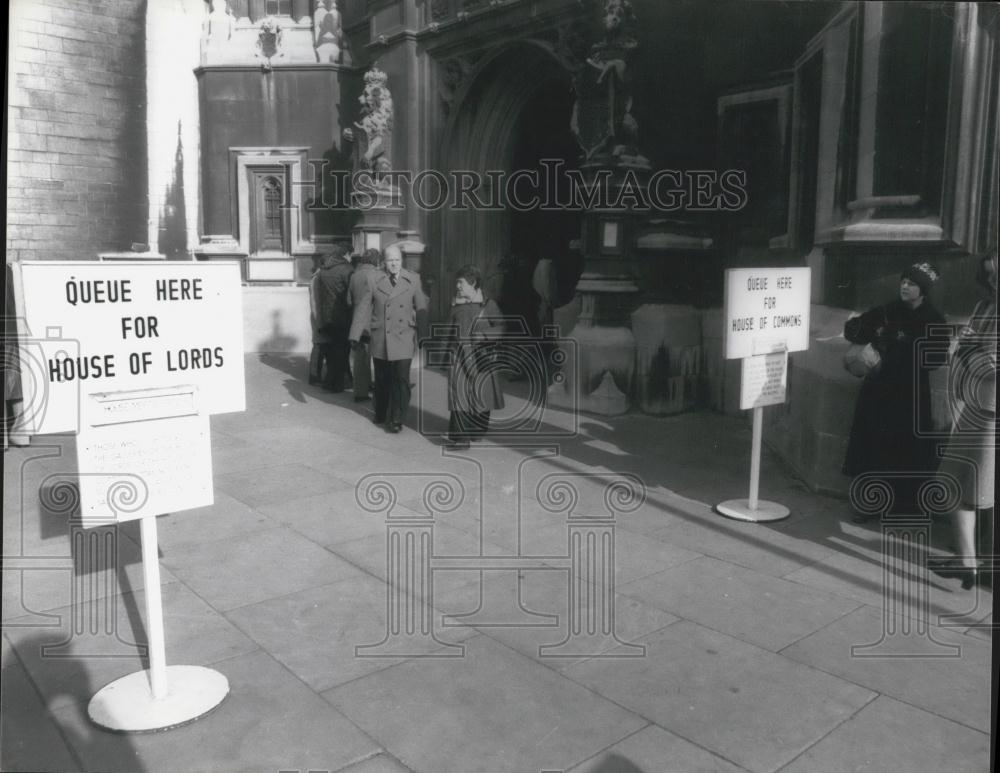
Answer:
[{"xmin": 508, "ymin": 77, "xmax": 583, "ymax": 306}]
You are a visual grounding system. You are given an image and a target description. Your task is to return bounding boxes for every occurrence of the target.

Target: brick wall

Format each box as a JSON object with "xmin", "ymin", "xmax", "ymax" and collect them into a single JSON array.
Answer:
[{"xmin": 6, "ymin": 0, "xmax": 147, "ymax": 262}]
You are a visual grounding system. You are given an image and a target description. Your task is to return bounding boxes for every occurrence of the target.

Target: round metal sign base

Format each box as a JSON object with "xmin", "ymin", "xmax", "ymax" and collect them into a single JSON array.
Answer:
[
  {"xmin": 716, "ymin": 499, "xmax": 790, "ymax": 523},
  {"xmin": 88, "ymin": 665, "xmax": 229, "ymax": 733}
]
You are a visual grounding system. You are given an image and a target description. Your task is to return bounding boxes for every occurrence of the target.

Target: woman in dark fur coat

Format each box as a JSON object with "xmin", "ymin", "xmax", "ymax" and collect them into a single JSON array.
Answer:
[{"xmin": 843, "ymin": 262, "xmax": 948, "ymax": 520}]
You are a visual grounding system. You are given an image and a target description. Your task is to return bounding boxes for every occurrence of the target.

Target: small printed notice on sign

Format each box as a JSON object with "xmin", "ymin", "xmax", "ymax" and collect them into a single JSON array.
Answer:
[
  {"xmin": 740, "ymin": 352, "xmax": 788, "ymax": 410},
  {"xmin": 77, "ymin": 413, "xmax": 213, "ymax": 525}
]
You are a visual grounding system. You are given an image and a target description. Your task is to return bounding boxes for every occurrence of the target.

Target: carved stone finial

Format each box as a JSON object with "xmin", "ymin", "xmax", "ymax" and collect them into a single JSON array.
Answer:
[{"xmin": 314, "ymin": 0, "xmax": 343, "ymax": 64}]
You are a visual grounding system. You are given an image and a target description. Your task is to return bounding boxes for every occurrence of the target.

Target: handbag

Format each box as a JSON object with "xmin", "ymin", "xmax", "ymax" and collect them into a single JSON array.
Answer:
[
  {"xmin": 843, "ymin": 342, "xmax": 882, "ymax": 377},
  {"xmin": 843, "ymin": 309, "xmax": 887, "ymax": 377}
]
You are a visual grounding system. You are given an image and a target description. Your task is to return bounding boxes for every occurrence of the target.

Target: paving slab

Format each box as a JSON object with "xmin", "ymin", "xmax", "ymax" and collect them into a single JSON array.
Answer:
[
  {"xmin": 782, "ymin": 542, "xmax": 994, "ymax": 626},
  {"xmin": 3, "ymin": 527, "xmax": 178, "ymax": 623},
  {"xmin": 225, "ymin": 574, "xmax": 475, "ymax": 693},
  {"xmin": 259, "ymin": 487, "xmax": 411, "ymax": 549},
  {"xmin": 562, "ymin": 620, "xmax": 875, "ymax": 773},
  {"xmin": 0, "ymin": 636, "xmax": 80, "ymax": 773},
  {"xmin": 159, "ymin": 526, "xmax": 369, "ymax": 611},
  {"xmin": 336, "ymin": 754, "xmax": 414, "ymax": 773},
  {"xmin": 215, "ymin": 461, "xmax": 353, "ymax": 508},
  {"xmin": 324, "ymin": 634, "xmax": 647, "ymax": 773},
  {"xmin": 619, "ymin": 555, "xmax": 861, "ymax": 651},
  {"xmin": 779, "ymin": 695, "xmax": 989, "ymax": 773},
  {"xmin": 649, "ymin": 506, "xmax": 838, "ymax": 578},
  {"xmin": 566, "ymin": 725, "xmax": 748, "ymax": 773},
  {"xmin": 154, "ymin": 492, "xmax": 279, "ymax": 549},
  {"xmin": 50, "ymin": 649, "xmax": 380, "ymax": 773},
  {"xmin": 5, "ymin": 580, "xmax": 258, "ymax": 712},
  {"xmin": 442, "ymin": 569, "xmax": 679, "ymax": 669},
  {"xmin": 780, "ymin": 605, "xmax": 991, "ymax": 733}
]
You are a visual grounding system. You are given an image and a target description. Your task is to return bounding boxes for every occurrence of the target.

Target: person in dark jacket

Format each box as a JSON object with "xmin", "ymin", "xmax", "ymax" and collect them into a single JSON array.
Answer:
[
  {"xmin": 843, "ymin": 262, "xmax": 948, "ymax": 520},
  {"xmin": 442, "ymin": 266, "xmax": 506, "ymax": 449},
  {"xmin": 348, "ymin": 248, "xmax": 380, "ymax": 402},
  {"xmin": 349, "ymin": 245, "xmax": 428, "ymax": 432},
  {"xmin": 314, "ymin": 244, "xmax": 354, "ymax": 392}
]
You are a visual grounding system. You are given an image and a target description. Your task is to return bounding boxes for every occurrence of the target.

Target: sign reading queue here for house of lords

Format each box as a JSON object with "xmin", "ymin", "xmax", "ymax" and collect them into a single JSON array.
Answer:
[
  {"xmin": 723, "ymin": 267, "xmax": 811, "ymax": 360},
  {"xmin": 18, "ymin": 261, "xmax": 245, "ymax": 435}
]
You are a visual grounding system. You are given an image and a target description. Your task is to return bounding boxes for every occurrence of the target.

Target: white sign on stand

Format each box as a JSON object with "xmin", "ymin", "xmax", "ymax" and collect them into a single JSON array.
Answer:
[
  {"xmin": 80, "ymin": 385, "xmax": 229, "ymax": 732},
  {"xmin": 718, "ymin": 267, "xmax": 811, "ymax": 523},
  {"xmin": 16, "ymin": 261, "xmax": 244, "ymax": 435}
]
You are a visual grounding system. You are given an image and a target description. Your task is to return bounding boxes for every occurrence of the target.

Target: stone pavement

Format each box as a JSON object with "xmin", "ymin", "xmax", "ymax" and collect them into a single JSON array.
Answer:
[{"xmin": 2, "ymin": 354, "xmax": 992, "ymax": 773}]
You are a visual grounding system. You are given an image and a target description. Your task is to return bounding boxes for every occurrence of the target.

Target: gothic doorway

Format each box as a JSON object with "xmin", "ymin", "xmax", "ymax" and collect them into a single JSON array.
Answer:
[{"xmin": 434, "ymin": 42, "xmax": 578, "ymax": 320}]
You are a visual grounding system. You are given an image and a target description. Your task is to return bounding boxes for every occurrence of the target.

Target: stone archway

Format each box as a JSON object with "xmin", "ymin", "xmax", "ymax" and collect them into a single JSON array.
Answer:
[{"xmin": 432, "ymin": 41, "xmax": 576, "ymax": 319}]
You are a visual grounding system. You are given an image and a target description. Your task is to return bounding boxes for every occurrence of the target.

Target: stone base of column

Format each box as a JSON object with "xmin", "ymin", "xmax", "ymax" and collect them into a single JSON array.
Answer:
[
  {"xmin": 548, "ymin": 323, "xmax": 635, "ymax": 416},
  {"xmin": 631, "ymin": 303, "xmax": 703, "ymax": 415},
  {"xmin": 352, "ymin": 193, "xmax": 404, "ymax": 253}
]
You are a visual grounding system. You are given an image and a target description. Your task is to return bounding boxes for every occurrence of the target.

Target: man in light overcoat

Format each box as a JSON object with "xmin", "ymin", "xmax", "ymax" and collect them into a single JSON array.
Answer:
[{"xmin": 349, "ymin": 245, "xmax": 428, "ymax": 432}]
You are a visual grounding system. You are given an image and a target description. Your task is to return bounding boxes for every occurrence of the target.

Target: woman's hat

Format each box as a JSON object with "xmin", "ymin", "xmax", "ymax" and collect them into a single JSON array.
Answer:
[{"xmin": 900, "ymin": 262, "xmax": 940, "ymax": 295}]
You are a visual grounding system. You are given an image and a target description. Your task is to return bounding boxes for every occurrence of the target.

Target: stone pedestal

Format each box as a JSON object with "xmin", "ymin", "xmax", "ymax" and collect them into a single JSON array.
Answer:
[
  {"xmin": 631, "ymin": 304, "xmax": 703, "ymax": 415},
  {"xmin": 352, "ymin": 185, "xmax": 403, "ymax": 253},
  {"xmin": 546, "ymin": 153, "xmax": 647, "ymax": 416},
  {"xmin": 549, "ymin": 276, "xmax": 639, "ymax": 417}
]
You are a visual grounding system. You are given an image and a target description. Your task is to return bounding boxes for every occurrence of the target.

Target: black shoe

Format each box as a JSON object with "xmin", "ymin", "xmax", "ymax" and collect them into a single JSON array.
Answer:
[
  {"xmin": 388, "ymin": 422, "xmax": 402, "ymax": 433},
  {"xmin": 932, "ymin": 560, "xmax": 979, "ymax": 590}
]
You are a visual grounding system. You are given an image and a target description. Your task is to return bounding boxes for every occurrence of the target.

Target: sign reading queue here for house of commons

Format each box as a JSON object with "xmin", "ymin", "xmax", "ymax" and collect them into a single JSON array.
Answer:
[
  {"xmin": 18, "ymin": 261, "xmax": 245, "ymax": 435},
  {"xmin": 723, "ymin": 267, "xmax": 811, "ymax": 361}
]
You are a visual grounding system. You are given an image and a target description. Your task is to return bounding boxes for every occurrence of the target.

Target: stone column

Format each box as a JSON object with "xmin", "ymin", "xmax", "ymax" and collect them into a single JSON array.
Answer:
[
  {"xmin": 546, "ymin": 0, "xmax": 649, "ymax": 415},
  {"xmin": 548, "ymin": 164, "xmax": 645, "ymax": 415},
  {"xmin": 145, "ymin": 0, "xmax": 204, "ymax": 256}
]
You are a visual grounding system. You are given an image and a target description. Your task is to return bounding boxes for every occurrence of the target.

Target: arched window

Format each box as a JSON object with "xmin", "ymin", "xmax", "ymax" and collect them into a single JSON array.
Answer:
[{"xmin": 253, "ymin": 174, "xmax": 286, "ymax": 253}]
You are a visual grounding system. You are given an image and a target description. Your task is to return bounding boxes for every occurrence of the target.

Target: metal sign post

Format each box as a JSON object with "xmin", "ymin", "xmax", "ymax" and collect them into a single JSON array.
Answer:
[{"xmin": 87, "ymin": 513, "xmax": 229, "ymax": 733}]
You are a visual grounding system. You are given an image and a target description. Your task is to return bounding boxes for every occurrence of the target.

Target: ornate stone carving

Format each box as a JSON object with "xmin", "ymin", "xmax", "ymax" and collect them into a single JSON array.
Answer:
[
  {"xmin": 551, "ymin": 21, "xmax": 591, "ymax": 74},
  {"xmin": 255, "ymin": 15, "xmax": 283, "ymax": 68},
  {"xmin": 314, "ymin": 0, "xmax": 343, "ymax": 63},
  {"xmin": 571, "ymin": 0, "xmax": 645, "ymax": 164},
  {"xmin": 431, "ymin": 0, "xmax": 451, "ymax": 21},
  {"xmin": 438, "ymin": 55, "xmax": 474, "ymax": 116},
  {"xmin": 344, "ymin": 65, "xmax": 394, "ymax": 181}
]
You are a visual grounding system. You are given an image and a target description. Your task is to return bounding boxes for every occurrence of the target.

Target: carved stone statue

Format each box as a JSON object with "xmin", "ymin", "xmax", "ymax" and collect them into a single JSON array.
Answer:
[
  {"xmin": 345, "ymin": 65, "xmax": 394, "ymax": 180},
  {"xmin": 571, "ymin": 0, "xmax": 644, "ymax": 163},
  {"xmin": 314, "ymin": 0, "xmax": 342, "ymax": 64}
]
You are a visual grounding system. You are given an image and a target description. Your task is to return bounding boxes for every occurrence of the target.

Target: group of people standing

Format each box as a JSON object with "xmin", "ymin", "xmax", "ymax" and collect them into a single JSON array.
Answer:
[
  {"xmin": 310, "ymin": 247, "xmax": 573, "ymax": 447},
  {"xmin": 843, "ymin": 254, "xmax": 997, "ymax": 590},
  {"xmin": 310, "ymin": 243, "xmax": 427, "ymax": 433}
]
